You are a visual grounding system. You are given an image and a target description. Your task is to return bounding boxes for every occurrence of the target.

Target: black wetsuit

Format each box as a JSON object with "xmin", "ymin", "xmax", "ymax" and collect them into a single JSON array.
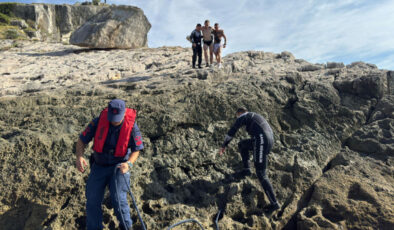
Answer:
[
  {"xmin": 190, "ymin": 29, "xmax": 202, "ymax": 68},
  {"xmin": 222, "ymin": 112, "xmax": 278, "ymax": 206}
]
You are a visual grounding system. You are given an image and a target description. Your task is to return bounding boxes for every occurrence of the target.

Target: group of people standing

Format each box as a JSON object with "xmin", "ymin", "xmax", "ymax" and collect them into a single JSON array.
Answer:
[{"xmin": 190, "ymin": 20, "xmax": 227, "ymax": 68}]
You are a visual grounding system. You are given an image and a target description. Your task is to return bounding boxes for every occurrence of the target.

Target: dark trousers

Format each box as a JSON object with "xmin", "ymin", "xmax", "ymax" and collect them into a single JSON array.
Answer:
[
  {"xmin": 238, "ymin": 134, "xmax": 278, "ymax": 205},
  {"xmin": 192, "ymin": 45, "xmax": 202, "ymax": 67},
  {"xmin": 86, "ymin": 163, "xmax": 132, "ymax": 230}
]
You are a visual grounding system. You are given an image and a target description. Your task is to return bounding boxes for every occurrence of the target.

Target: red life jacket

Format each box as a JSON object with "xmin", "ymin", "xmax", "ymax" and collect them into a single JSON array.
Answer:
[{"xmin": 93, "ymin": 108, "xmax": 137, "ymax": 157}]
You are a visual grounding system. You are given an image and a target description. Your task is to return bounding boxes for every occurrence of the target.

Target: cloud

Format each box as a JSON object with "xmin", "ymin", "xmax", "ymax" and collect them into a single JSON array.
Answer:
[
  {"xmin": 1, "ymin": 0, "xmax": 393, "ymax": 69},
  {"xmin": 129, "ymin": 0, "xmax": 394, "ymax": 69}
]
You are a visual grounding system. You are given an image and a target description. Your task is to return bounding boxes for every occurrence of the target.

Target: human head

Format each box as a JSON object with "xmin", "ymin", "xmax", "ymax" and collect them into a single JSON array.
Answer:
[
  {"xmin": 236, "ymin": 107, "xmax": 248, "ymax": 117},
  {"xmin": 204, "ymin": 20, "xmax": 210, "ymax": 26},
  {"xmin": 108, "ymin": 99, "xmax": 126, "ymax": 125},
  {"xmin": 214, "ymin": 23, "xmax": 219, "ymax": 30},
  {"xmin": 196, "ymin": 23, "xmax": 202, "ymax": 31}
]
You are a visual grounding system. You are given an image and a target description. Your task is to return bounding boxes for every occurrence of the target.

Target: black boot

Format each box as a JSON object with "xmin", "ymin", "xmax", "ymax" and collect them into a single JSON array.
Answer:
[
  {"xmin": 240, "ymin": 168, "xmax": 252, "ymax": 177},
  {"xmin": 232, "ymin": 168, "xmax": 252, "ymax": 180},
  {"xmin": 264, "ymin": 203, "xmax": 280, "ymax": 214}
]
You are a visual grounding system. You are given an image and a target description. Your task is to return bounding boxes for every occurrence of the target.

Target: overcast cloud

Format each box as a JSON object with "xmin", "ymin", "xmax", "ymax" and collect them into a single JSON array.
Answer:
[{"xmin": 2, "ymin": 0, "xmax": 394, "ymax": 69}]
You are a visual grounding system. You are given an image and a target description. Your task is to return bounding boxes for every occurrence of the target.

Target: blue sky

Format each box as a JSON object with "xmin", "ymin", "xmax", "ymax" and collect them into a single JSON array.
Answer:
[{"xmin": 2, "ymin": 0, "xmax": 394, "ymax": 70}]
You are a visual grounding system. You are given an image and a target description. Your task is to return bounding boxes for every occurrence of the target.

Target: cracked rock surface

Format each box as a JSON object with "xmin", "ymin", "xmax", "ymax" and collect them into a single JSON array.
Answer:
[{"xmin": 0, "ymin": 41, "xmax": 393, "ymax": 229}]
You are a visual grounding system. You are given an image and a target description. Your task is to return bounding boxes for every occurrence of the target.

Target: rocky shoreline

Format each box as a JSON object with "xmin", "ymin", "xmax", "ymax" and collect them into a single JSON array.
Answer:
[{"xmin": 0, "ymin": 40, "xmax": 393, "ymax": 229}]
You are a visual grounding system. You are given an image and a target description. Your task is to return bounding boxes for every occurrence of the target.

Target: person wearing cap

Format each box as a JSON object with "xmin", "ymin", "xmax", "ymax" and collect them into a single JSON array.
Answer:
[
  {"xmin": 218, "ymin": 108, "xmax": 280, "ymax": 214},
  {"xmin": 75, "ymin": 99, "xmax": 144, "ymax": 230}
]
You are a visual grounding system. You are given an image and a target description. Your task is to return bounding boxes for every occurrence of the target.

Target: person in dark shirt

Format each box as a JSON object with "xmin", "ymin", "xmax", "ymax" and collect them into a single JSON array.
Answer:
[
  {"xmin": 75, "ymin": 99, "xmax": 144, "ymax": 230},
  {"xmin": 190, "ymin": 23, "xmax": 203, "ymax": 68},
  {"xmin": 219, "ymin": 107, "xmax": 280, "ymax": 214}
]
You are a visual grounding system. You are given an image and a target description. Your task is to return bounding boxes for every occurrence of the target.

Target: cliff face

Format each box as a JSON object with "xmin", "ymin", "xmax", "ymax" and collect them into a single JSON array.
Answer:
[
  {"xmin": 1, "ymin": 3, "xmax": 149, "ymax": 45},
  {"xmin": 0, "ymin": 41, "xmax": 393, "ymax": 230}
]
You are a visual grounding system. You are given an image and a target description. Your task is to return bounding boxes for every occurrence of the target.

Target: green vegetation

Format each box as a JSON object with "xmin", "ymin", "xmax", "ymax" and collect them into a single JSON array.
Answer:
[
  {"xmin": 0, "ymin": 3, "xmax": 18, "ymax": 16},
  {"xmin": 0, "ymin": 3, "xmax": 36, "ymax": 40},
  {"xmin": 23, "ymin": 26, "xmax": 36, "ymax": 33},
  {"xmin": 5, "ymin": 28, "xmax": 19, "ymax": 39},
  {"xmin": 0, "ymin": 25, "xmax": 27, "ymax": 40},
  {"xmin": 26, "ymin": 19, "xmax": 36, "ymax": 28},
  {"xmin": 0, "ymin": 13, "xmax": 10, "ymax": 24},
  {"xmin": 92, "ymin": 0, "xmax": 101, "ymax": 5}
]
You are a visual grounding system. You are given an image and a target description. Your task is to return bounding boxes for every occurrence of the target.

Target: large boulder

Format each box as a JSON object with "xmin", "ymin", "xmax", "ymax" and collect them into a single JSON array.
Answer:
[
  {"xmin": 1, "ymin": 3, "xmax": 106, "ymax": 42},
  {"xmin": 70, "ymin": 5, "xmax": 151, "ymax": 49}
]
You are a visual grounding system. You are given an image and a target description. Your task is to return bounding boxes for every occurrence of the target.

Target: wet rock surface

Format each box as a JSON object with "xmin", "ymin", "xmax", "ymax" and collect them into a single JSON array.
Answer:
[{"xmin": 0, "ymin": 42, "xmax": 393, "ymax": 229}]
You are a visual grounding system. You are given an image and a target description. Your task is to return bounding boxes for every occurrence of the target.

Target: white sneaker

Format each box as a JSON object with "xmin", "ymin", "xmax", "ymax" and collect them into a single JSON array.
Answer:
[{"xmin": 218, "ymin": 63, "xmax": 222, "ymax": 68}]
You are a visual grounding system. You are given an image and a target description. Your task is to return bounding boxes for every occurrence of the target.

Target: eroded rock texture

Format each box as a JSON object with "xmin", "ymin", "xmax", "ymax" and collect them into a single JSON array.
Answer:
[
  {"xmin": 1, "ymin": 3, "xmax": 150, "ymax": 46},
  {"xmin": 0, "ymin": 42, "xmax": 393, "ymax": 230},
  {"xmin": 70, "ymin": 6, "xmax": 151, "ymax": 49}
]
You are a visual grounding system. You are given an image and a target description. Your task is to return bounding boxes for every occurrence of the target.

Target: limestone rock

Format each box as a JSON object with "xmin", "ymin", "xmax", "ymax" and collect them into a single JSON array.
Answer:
[
  {"xmin": 297, "ymin": 150, "xmax": 394, "ymax": 230},
  {"xmin": 347, "ymin": 61, "xmax": 378, "ymax": 69},
  {"xmin": 388, "ymin": 71, "xmax": 394, "ymax": 95},
  {"xmin": 347, "ymin": 118, "xmax": 393, "ymax": 157},
  {"xmin": 326, "ymin": 62, "xmax": 344, "ymax": 69},
  {"xmin": 347, "ymin": 94, "xmax": 394, "ymax": 159},
  {"xmin": 70, "ymin": 6, "xmax": 151, "ymax": 49},
  {"xmin": 6, "ymin": 3, "xmax": 107, "ymax": 42},
  {"xmin": 280, "ymin": 51, "xmax": 295, "ymax": 61},
  {"xmin": 10, "ymin": 19, "xmax": 28, "ymax": 29},
  {"xmin": 0, "ymin": 41, "xmax": 392, "ymax": 229},
  {"xmin": 299, "ymin": 64, "xmax": 323, "ymax": 72},
  {"xmin": 334, "ymin": 73, "xmax": 385, "ymax": 99}
]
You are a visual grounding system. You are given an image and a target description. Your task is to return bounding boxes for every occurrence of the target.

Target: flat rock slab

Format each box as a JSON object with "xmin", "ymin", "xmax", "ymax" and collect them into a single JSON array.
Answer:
[{"xmin": 70, "ymin": 5, "xmax": 151, "ymax": 49}]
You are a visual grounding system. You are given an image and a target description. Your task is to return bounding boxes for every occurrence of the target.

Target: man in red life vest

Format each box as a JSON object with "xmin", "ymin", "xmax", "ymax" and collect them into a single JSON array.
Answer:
[{"xmin": 75, "ymin": 99, "xmax": 144, "ymax": 230}]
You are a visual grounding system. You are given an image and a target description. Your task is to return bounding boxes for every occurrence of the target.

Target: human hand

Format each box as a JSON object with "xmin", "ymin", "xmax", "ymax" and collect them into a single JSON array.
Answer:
[
  {"xmin": 218, "ymin": 147, "xmax": 226, "ymax": 156},
  {"xmin": 117, "ymin": 162, "xmax": 129, "ymax": 174},
  {"xmin": 192, "ymin": 43, "xmax": 196, "ymax": 47},
  {"xmin": 223, "ymin": 44, "xmax": 226, "ymax": 48},
  {"xmin": 76, "ymin": 156, "xmax": 88, "ymax": 173}
]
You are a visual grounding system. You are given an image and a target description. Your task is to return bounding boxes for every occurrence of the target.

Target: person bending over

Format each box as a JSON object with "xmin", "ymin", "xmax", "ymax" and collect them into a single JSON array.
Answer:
[{"xmin": 219, "ymin": 107, "xmax": 280, "ymax": 214}]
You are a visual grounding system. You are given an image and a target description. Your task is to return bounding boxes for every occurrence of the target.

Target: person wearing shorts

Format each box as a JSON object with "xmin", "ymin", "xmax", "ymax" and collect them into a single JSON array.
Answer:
[{"xmin": 213, "ymin": 23, "xmax": 227, "ymax": 68}]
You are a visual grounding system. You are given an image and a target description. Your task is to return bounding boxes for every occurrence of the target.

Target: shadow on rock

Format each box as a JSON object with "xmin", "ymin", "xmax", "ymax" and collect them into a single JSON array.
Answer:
[
  {"xmin": 17, "ymin": 48, "xmax": 117, "ymax": 57},
  {"xmin": 141, "ymin": 168, "xmax": 259, "ymax": 212},
  {"xmin": 102, "ymin": 76, "xmax": 152, "ymax": 85},
  {"xmin": 0, "ymin": 198, "xmax": 50, "ymax": 230}
]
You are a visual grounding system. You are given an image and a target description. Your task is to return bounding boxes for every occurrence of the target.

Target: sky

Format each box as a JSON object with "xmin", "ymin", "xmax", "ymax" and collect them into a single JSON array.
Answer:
[{"xmin": 2, "ymin": 0, "xmax": 394, "ymax": 70}]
